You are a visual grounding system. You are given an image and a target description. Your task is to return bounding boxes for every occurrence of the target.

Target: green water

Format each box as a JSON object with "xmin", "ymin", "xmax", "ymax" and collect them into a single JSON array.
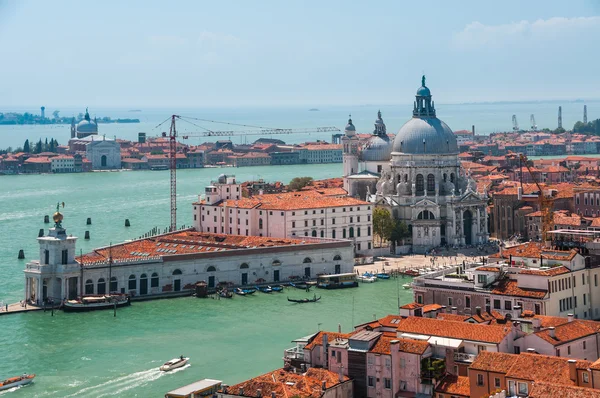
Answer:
[{"xmin": 0, "ymin": 164, "xmax": 415, "ymax": 397}]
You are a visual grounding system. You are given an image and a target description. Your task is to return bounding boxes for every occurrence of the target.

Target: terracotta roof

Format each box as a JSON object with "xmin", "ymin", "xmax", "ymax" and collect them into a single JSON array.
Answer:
[
  {"xmin": 434, "ymin": 375, "xmax": 470, "ymax": 397},
  {"xmin": 520, "ymin": 266, "xmax": 570, "ymax": 277},
  {"xmin": 591, "ymin": 358, "xmax": 600, "ymax": 370},
  {"xmin": 376, "ymin": 315, "xmax": 404, "ymax": 328},
  {"xmin": 396, "ymin": 317, "xmax": 511, "ymax": 344},
  {"xmin": 24, "ymin": 157, "xmax": 50, "ymax": 164},
  {"xmin": 304, "ymin": 331, "xmax": 352, "ymax": 351},
  {"xmin": 422, "ymin": 303, "xmax": 443, "ymax": 313},
  {"xmin": 435, "ymin": 313, "xmax": 469, "ymax": 322},
  {"xmin": 467, "ymin": 310, "xmax": 504, "ymax": 324},
  {"xmin": 490, "ymin": 241, "xmax": 578, "ymax": 262},
  {"xmin": 504, "ymin": 353, "xmax": 591, "ymax": 384},
  {"xmin": 529, "ymin": 382, "xmax": 600, "ymax": 398},
  {"xmin": 469, "ymin": 351, "xmax": 518, "ymax": 373},
  {"xmin": 395, "ymin": 338, "xmax": 430, "ymax": 355},
  {"xmin": 535, "ymin": 321, "xmax": 597, "ymax": 346},
  {"xmin": 491, "ymin": 279, "xmax": 547, "ymax": 299},
  {"xmin": 226, "ymin": 367, "xmax": 349, "ymax": 398},
  {"xmin": 476, "ymin": 266, "xmax": 501, "ymax": 272}
]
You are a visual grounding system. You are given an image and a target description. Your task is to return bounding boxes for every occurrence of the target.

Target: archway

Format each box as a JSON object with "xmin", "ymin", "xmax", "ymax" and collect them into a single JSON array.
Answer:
[
  {"xmin": 172, "ymin": 269, "xmax": 182, "ymax": 292},
  {"xmin": 140, "ymin": 273, "xmax": 148, "ymax": 295},
  {"xmin": 85, "ymin": 279, "xmax": 94, "ymax": 295},
  {"xmin": 101, "ymin": 155, "xmax": 107, "ymax": 167},
  {"xmin": 97, "ymin": 278, "xmax": 106, "ymax": 295},
  {"xmin": 463, "ymin": 210, "xmax": 473, "ymax": 245}
]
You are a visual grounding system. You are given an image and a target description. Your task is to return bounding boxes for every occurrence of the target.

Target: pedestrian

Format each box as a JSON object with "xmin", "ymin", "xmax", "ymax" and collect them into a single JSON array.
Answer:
[{"xmin": 5, "ymin": 303, "xmax": 7, "ymax": 312}]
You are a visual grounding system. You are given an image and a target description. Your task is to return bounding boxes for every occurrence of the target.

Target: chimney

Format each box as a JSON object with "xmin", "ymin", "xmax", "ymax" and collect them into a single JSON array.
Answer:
[
  {"xmin": 513, "ymin": 305, "xmax": 522, "ymax": 319},
  {"xmin": 322, "ymin": 380, "xmax": 327, "ymax": 391},
  {"xmin": 549, "ymin": 327, "xmax": 556, "ymax": 339},
  {"xmin": 568, "ymin": 359, "xmax": 577, "ymax": 382},
  {"xmin": 441, "ymin": 305, "xmax": 447, "ymax": 313},
  {"xmin": 532, "ymin": 318, "xmax": 541, "ymax": 332},
  {"xmin": 222, "ymin": 384, "xmax": 228, "ymax": 393},
  {"xmin": 452, "ymin": 306, "xmax": 458, "ymax": 315},
  {"xmin": 568, "ymin": 313, "xmax": 574, "ymax": 323},
  {"xmin": 257, "ymin": 388, "xmax": 262, "ymax": 397},
  {"xmin": 271, "ymin": 392, "xmax": 276, "ymax": 398},
  {"xmin": 526, "ymin": 348, "xmax": 536, "ymax": 354},
  {"xmin": 240, "ymin": 387, "xmax": 244, "ymax": 395},
  {"xmin": 476, "ymin": 306, "xmax": 482, "ymax": 317}
]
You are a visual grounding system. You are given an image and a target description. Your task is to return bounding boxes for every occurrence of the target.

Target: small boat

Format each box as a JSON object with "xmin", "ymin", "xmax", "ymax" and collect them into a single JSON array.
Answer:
[
  {"xmin": 234, "ymin": 288, "xmax": 247, "ymax": 296},
  {"xmin": 376, "ymin": 273, "xmax": 390, "ymax": 280},
  {"xmin": 242, "ymin": 288, "xmax": 256, "ymax": 295},
  {"xmin": 63, "ymin": 294, "xmax": 130, "ymax": 312},
  {"xmin": 401, "ymin": 270, "xmax": 420, "ymax": 277},
  {"xmin": 269, "ymin": 285, "xmax": 283, "ymax": 292},
  {"xmin": 402, "ymin": 283, "xmax": 412, "ymax": 290},
  {"xmin": 290, "ymin": 282, "xmax": 310, "ymax": 290},
  {"xmin": 255, "ymin": 286, "xmax": 272, "ymax": 293},
  {"xmin": 0, "ymin": 374, "xmax": 35, "ymax": 391},
  {"xmin": 358, "ymin": 273, "xmax": 377, "ymax": 283},
  {"xmin": 218, "ymin": 290, "xmax": 233, "ymax": 299},
  {"xmin": 287, "ymin": 294, "xmax": 321, "ymax": 303},
  {"xmin": 160, "ymin": 356, "xmax": 189, "ymax": 372}
]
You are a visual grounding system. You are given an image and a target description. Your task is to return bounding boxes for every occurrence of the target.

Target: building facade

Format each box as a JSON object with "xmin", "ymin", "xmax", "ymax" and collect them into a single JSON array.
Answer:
[{"xmin": 85, "ymin": 136, "xmax": 121, "ymax": 169}]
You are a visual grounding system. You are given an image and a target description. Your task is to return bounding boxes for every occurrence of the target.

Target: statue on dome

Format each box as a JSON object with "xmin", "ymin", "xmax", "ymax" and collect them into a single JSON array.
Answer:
[{"xmin": 422, "ymin": 75, "xmax": 426, "ymax": 87}]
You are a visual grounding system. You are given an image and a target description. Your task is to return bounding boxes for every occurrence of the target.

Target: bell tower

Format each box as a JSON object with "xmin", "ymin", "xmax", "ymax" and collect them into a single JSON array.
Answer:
[{"xmin": 342, "ymin": 116, "xmax": 359, "ymax": 177}]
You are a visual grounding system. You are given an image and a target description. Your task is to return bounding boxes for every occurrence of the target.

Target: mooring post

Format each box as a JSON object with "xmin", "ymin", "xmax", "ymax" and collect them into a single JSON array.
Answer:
[
  {"xmin": 86, "ymin": 217, "xmax": 92, "ymax": 225},
  {"xmin": 18, "ymin": 250, "xmax": 25, "ymax": 259},
  {"xmin": 44, "ymin": 215, "xmax": 50, "ymax": 223}
]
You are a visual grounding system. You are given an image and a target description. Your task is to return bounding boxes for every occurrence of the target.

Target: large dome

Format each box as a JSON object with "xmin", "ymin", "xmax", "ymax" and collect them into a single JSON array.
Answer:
[
  {"xmin": 77, "ymin": 119, "xmax": 98, "ymax": 133},
  {"xmin": 361, "ymin": 135, "xmax": 392, "ymax": 161},
  {"xmin": 392, "ymin": 117, "xmax": 458, "ymax": 154}
]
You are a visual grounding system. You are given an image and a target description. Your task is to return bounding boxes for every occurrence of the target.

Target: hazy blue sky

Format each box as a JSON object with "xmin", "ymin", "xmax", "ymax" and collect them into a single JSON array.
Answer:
[{"xmin": 1, "ymin": 0, "xmax": 599, "ymax": 107}]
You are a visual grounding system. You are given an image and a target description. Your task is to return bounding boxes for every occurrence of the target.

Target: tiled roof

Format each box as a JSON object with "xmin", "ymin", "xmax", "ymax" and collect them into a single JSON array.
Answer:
[
  {"xmin": 535, "ymin": 321, "xmax": 597, "ymax": 346},
  {"xmin": 396, "ymin": 316, "xmax": 511, "ymax": 344},
  {"xmin": 476, "ymin": 266, "xmax": 501, "ymax": 272},
  {"xmin": 422, "ymin": 303, "xmax": 443, "ymax": 313},
  {"xmin": 435, "ymin": 313, "xmax": 469, "ymax": 322},
  {"xmin": 226, "ymin": 367, "xmax": 349, "ymax": 398},
  {"xmin": 520, "ymin": 266, "xmax": 570, "ymax": 276},
  {"xmin": 529, "ymin": 382, "xmax": 600, "ymax": 398},
  {"xmin": 467, "ymin": 310, "xmax": 504, "ymax": 324},
  {"xmin": 304, "ymin": 331, "xmax": 352, "ymax": 351},
  {"xmin": 434, "ymin": 375, "xmax": 470, "ymax": 397},
  {"xmin": 491, "ymin": 279, "xmax": 547, "ymax": 299},
  {"xmin": 504, "ymin": 353, "xmax": 591, "ymax": 384},
  {"xmin": 395, "ymin": 338, "xmax": 430, "ymax": 355},
  {"xmin": 490, "ymin": 241, "xmax": 578, "ymax": 262},
  {"xmin": 469, "ymin": 351, "xmax": 517, "ymax": 373},
  {"xmin": 591, "ymin": 358, "xmax": 600, "ymax": 370}
]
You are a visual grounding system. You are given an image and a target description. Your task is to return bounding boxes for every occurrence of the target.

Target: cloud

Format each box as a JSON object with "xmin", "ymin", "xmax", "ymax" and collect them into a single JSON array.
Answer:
[
  {"xmin": 197, "ymin": 31, "xmax": 243, "ymax": 49},
  {"xmin": 148, "ymin": 35, "xmax": 188, "ymax": 47},
  {"xmin": 452, "ymin": 16, "xmax": 600, "ymax": 50}
]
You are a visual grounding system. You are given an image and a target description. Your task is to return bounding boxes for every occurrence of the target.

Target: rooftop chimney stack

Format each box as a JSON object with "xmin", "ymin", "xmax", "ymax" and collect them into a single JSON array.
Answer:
[
  {"xmin": 568, "ymin": 314, "xmax": 574, "ymax": 323},
  {"xmin": 452, "ymin": 306, "xmax": 458, "ymax": 315},
  {"xmin": 271, "ymin": 392, "xmax": 276, "ymax": 398},
  {"xmin": 322, "ymin": 380, "xmax": 327, "ymax": 391},
  {"xmin": 257, "ymin": 388, "xmax": 262, "ymax": 397},
  {"xmin": 338, "ymin": 323, "xmax": 342, "ymax": 333},
  {"xmin": 568, "ymin": 359, "xmax": 577, "ymax": 382},
  {"xmin": 549, "ymin": 327, "xmax": 556, "ymax": 338},
  {"xmin": 532, "ymin": 318, "xmax": 541, "ymax": 332},
  {"xmin": 476, "ymin": 306, "xmax": 482, "ymax": 317}
]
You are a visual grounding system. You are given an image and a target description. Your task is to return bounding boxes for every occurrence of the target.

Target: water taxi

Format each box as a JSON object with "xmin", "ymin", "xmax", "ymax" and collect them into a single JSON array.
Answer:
[
  {"xmin": 0, "ymin": 374, "xmax": 35, "ymax": 391},
  {"xmin": 160, "ymin": 356, "xmax": 189, "ymax": 372},
  {"xmin": 317, "ymin": 273, "xmax": 358, "ymax": 289}
]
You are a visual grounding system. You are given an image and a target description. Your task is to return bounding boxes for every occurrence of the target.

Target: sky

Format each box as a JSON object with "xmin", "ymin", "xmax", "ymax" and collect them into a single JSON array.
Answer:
[{"xmin": 1, "ymin": 0, "xmax": 599, "ymax": 107}]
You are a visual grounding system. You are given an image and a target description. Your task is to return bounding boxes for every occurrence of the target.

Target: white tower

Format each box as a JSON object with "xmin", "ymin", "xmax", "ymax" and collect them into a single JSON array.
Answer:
[{"xmin": 342, "ymin": 116, "xmax": 359, "ymax": 177}]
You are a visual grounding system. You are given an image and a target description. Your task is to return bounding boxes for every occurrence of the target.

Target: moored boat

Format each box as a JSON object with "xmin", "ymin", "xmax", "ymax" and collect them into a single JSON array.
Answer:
[
  {"xmin": 358, "ymin": 273, "xmax": 377, "ymax": 283},
  {"xmin": 376, "ymin": 272, "xmax": 390, "ymax": 280},
  {"xmin": 402, "ymin": 283, "xmax": 412, "ymax": 290},
  {"xmin": 0, "ymin": 374, "xmax": 35, "ymax": 391},
  {"xmin": 160, "ymin": 356, "xmax": 189, "ymax": 372},
  {"xmin": 401, "ymin": 269, "xmax": 420, "ymax": 277},
  {"xmin": 269, "ymin": 285, "xmax": 283, "ymax": 292},
  {"xmin": 287, "ymin": 294, "xmax": 321, "ymax": 303},
  {"xmin": 218, "ymin": 290, "xmax": 233, "ymax": 299},
  {"xmin": 256, "ymin": 286, "xmax": 272, "ymax": 293},
  {"xmin": 317, "ymin": 273, "xmax": 358, "ymax": 289},
  {"xmin": 63, "ymin": 294, "xmax": 130, "ymax": 312},
  {"xmin": 290, "ymin": 282, "xmax": 310, "ymax": 290},
  {"xmin": 234, "ymin": 288, "xmax": 246, "ymax": 296}
]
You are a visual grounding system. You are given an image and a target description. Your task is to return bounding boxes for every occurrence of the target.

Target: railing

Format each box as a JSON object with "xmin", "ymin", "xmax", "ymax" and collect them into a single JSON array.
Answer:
[
  {"xmin": 453, "ymin": 352, "xmax": 477, "ymax": 363},
  {"xmin": 284, "ymin": 346, "xmax": 305, "ymax": 361}
]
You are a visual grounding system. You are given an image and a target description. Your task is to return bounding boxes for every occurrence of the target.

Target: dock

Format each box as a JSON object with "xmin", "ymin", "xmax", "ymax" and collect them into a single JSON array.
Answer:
[{"xmin": 0, "ymin": 301, "xmax": 43, "ymax": 316}]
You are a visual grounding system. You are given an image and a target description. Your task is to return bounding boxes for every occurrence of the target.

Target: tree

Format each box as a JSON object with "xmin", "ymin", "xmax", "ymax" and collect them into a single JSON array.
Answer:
[
  {"xmin": 34, "ymin": 139, "xmax": 42, "ymax": 154},
  {"xmin": 372, "ymin": 207, "xmax": 395, "ymax": 247},
  {"xmin": 390, "ymin": 220, "xmax": 410, "ymax": 245},
  {"xmin": 52, "ymin": 110, "xmax": 60, "ymax": 119},
  {"xmin": 23, "ymin": 139, "xmax": 30, "ymax": 153},
  {"xmin": 44, "ymin": 138, "xmax": 49, "ymax": 152},
  {"xmin": 288, "ymin": 176, "xmax": 313, "ymax": 191}
]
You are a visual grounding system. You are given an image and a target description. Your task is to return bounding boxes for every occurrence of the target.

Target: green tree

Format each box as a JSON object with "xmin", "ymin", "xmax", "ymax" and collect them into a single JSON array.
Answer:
[
  {"xmin": 34, "ymin": 139, "xmax": 42, "ymax": 154},
  {"xmin": 23, "ymin": 139, "xmax": 30, "ymax": 153},
  {"xmin": 390, "ymin": 220, "xmax": 410, "ymax": 245},
  {"xmin": 372, "ymin": 207, "xmax": 395, "ymax": 247},
  {"xmin": 288, "ymin": 176, "xmax": 313, "ymax": 191},
  {"xmin": 44, "ymin": 138, "xmax": 49, "ymax": 152}
]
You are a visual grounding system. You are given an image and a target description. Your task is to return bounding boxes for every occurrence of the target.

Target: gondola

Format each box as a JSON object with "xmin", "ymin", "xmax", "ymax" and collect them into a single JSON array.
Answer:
[
  {"xmin": 218, "ymin": 290, "xmax": 233, "ymax": 298},
  {"xmin": 255, "ymin": 286, "xmax": 272, "ymax": 293},
  {"xmin": 269, "ymin": 285, "xmax": 284, "ymax": 292},
  {"xmin": 287, "ymin": 295, "xmax": 321, "ymax": 303},
  {"xmin": 234, "ymin": 288, "xmax": 247, "ymax": 296},
  {"xmin": 290, "ymin": 282, "xmax": 310, "ymax": 290}
]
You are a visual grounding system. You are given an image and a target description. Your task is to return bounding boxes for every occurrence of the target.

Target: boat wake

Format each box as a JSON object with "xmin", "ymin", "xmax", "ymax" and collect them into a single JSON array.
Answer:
[{"xmin": 63, "ymin": 364, "xmax": 190, "ymax": 398}]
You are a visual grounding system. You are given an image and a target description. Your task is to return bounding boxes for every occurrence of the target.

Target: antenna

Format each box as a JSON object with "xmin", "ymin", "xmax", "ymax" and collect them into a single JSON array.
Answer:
[
  {"xmin": 558, "ymin": 106, "xmax": 563, "ymax": 129},
  {"xmin": 584, "ymin": 105, "xmax": 588, "ymax": 124}
]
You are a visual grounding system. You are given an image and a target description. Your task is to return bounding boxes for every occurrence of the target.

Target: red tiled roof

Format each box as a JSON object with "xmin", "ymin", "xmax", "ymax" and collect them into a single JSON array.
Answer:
[
  {"xmin": 304, "ymin": 331, "xmax": 352, "ymax": 351},
  {"xmin": 490, "ymin": 241, "xmax": 578, "ymax": 262},
  {"xmin": 396, "ymin": 316, "xmax": 511, "ymax": 344},
  {"xmin": 476, "ymin": 266, "xmax": 501, "ymax": 272},
  {"xmin": 505, "ymin": 353, "xmax": 591, "ymax": 384},
  {"xmin": 434, "ymin": 375, "xmax": 470, "ymax": 397},
  {"xmin": 469, "ymin": 351, "xmax": 517, "ymax": 373},
  {"xmin": 535, "ymin": 321, "xmax": 597, "ymax": 346},
  {"xmin": 519, "ymin": 266, "xmax": 570, "ymax": 277},
  {"xmin": 491, "ymin": 279, "xmax": 547, "ymax": 299},
  {"xmin": 529, "ymin": 382, "xmax": 600, "ymax": 398},
  {"xmin": 435, "ymin": 313, "xmax": 469, "ymax": 322}
]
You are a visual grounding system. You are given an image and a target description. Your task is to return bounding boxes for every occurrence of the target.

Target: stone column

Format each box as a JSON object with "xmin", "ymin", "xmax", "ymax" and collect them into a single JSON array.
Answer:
[
  {"xmin": 452, "ymin": 209, "xmax": 457, "ymax": 245},
  {"xmin": 475, "ymin": 207, "xmax": 481, "ymax": 243},
  {"xmin": 459, "ymin": 210, "xmax": 465, "ymax": 245},
  {"xmin": 483, "ymin": 206, "xmax": 489, "ymax": 241}
]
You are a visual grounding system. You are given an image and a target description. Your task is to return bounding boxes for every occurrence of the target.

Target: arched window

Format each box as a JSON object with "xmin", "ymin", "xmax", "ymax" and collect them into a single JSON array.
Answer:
[
  {"xmin": 404, "ymin": 174, "xmax": 408, "ymax": 183},
  {"xmin": 397, "ymin": 174, "xmax": 402, "ymax": 183},
  {"xmin": 416, "ymin": 174, "xmax": 424, "ymax": 195},
  {"xmin": 172, "ymin": 269, "xmax": 182, "ymax": 275},
  {"xmin": 303, "ymin": 257, "xmax": 312, "ymax": 263},
  {"xmin": 320, "ymin": 230, "xmax": 324, "ymax": 237},
  {"xmin": 128, "ymin": 275, "xmax": 137, "ymax": 290},
  {"xmin": 332, "ymin": 229, "xmax": 336, "ymax": 239},
  {"xmin": 272, "ymin": 260, "xmax": 281, "ymax": 266},
  {"xmin": 312, "ymin": 230, "xmax": 317, "ymax": 237},
  {"xmin": 349, "ymin": 227, "xmax": 355, "ymax": 238},
  {"xmin": 417, "ymin": 210, "xmax": 435, "ymax": 220},
  {"xmin": 368, "ymin": 226, "xmax": 372, "ymax": 236},
  {"xmin": 259, "ymin": 218, "xmax": 263, "ymax": 229},
  {"xmin": 151, "ymin": 273, "xmax": 159, "ymax": 288},
  {"xmin": 97, "ymin": 278, "xmax": 106, "ymax": 294},
  {"xmin": 110, "ymin": 276, "xmax": 118, "ymax": 293},
  {"xmin": 357, "ymin": 227, "xmax": 361, "ymax": 237},
  {"xmin": 343, "ymin": 228, "xmax": 347, "ymax": 238},
  {"xmin": 207, "ymin": 266, "xmax": 216, "ymax": 272},
  {"xmin": 85, "ymin": 279, "xmax": 94, "ymax": 295},
  {"xmin": 333, "ymin": 254, "xmax": 342, "ymax": 261},
  {"xmin": 450, "ymin": 173, "xmax": 455, "ymax": 183},
  {"xmin": 443, "ymin": 173, "xmax": 447, "ymax": 182},
  {"xmin": 240, "ymin": 263, "xmax": 249, "ymax": 269},
  {"xmin": 427, "ymin": 174, "xmax": 435, "ymax": 194}
]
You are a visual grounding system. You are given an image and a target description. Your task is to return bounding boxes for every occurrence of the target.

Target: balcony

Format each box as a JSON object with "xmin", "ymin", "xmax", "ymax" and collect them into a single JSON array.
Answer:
[
  {"xmin": 284, "ymin": 346, "xmax": 305, "ymax": 361},
  {"xmin": 453, "ymin": 352, "xmax": 477, "ymax": 363}
]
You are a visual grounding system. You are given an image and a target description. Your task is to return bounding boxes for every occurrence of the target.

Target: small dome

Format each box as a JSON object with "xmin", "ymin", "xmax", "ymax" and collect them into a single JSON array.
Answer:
[
  {"xmin": 53, "ymin": 211, "xmax": 63, "ymax": 224},
  {"xmin": 345, "ymin": 117, "xmax": 356, "ymax": 136},
  {"xmin": 361, "ymin": 135, "xmax": 392, "ymax": 162},
  {"xmin": 417, "ymin": 86, "xmax": 431, "ymax": 96},
  {"xmin": 392, "ymin": 117, "xmax": 458, "ymax": 155},
  {"xmin": 217, "ymin": 174, "xmax": 227, "ymax": 183}
]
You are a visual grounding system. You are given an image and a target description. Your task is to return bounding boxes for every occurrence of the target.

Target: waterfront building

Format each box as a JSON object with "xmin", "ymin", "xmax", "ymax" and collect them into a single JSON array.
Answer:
[
  {"xmin": 50, "ymin": 155, "xmax": 75, "ymax": 173},
  {"xmin": 227, "ymin": 152, "xmax": 271, "ymax": 167},
  {"xmin": 84, "ymin": 135, "xmax": 121, "ymax": 169},
  {"xmin": 23, "ymin": 209, "xmax": 354, "ymax": 303},
  {"xmin": 193, "ymin": 174, "xmax": 374, "ymax": 256},
  {"xmin": 293, "ymin": 142, "xmax": 343, "ymax": 164},
  {"xmin": 343, "ymin": 77, "xmax": 489, "ymax": 253},
  {"xmin": 71, "ymin": 108, "xmax": 98, "ymax": 139},
  {"xmin": 22, "ymin": 156, "xmax": 51, "ymax": 173}
]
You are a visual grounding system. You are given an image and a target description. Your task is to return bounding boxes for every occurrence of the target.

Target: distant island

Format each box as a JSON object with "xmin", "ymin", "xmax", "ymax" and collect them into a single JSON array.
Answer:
[
  {"xmin": 128, "ymin": 109, "xmax": 142, "ymax": 112},
  {"xmin": 308, "ymin": 108, "xmax": 319, "ymax": 111},
  {"xmin": 0, "ymin": 110, "xmax": 139, "ymax": 125}
]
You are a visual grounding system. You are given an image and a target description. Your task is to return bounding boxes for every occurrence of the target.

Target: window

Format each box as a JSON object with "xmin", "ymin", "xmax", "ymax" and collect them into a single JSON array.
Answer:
[
  {"xmin": 568, "ymin": 346, "xmax": 571, "ymax": 355},
  {"xmin": 331, "ymin": 350, "xmax": 335, "ymax": 357},
  {"xmin": 583, "ymin": 274, "xmax": 586, "ymax": 285},
  {"xmin": 368, "ymin": 356, "xmax": 374, "ymax": 365},
  {"xmin": 128, "ymin": 275, "xmax": 136, "ymax": 290},
  {"xmin": 400, "ymin": 358, "xmax": 406, "ymax": 368},
  {"xmin": 368, "ymin": 376, "xmax": 375, "ymax": 387},
  {"xmin": 151, "ymin": 273, "xmax": 159, "ymax": 288},
  {"xmin": 416, "ymin": 174, "xmax": 424, "ymax": 194},
  {"xmin": 384, "ymin": 378, "xmax": 391, "ymax": 389},
  {"xmin": 85, "ymin": 279, "xmax": 94, "ymax": 295},
  {"xmin": 584, "ymin": 294, "xmax": 587, "ymax": 306},
  {"xmin": 62, "ymin": 249, "xmax": 68, "ymax": 265},
  {"xmin": 332, "ymin": 218, "xmax": 336, "ymax": 225},
  {"xmin": 427, "ymin": 173, "xmax": 435, "ymax": 193},
  {"xmin": 465, "ymin": 296, "xmax": 471, "ymax": 308},
  {"xmin": 304, "ymin": 220, "xmax": 308, "ymax": 227},
  {"xmin": 417, "ymin": 294, "xmax": 423, "ymax": 304},
  {"xmin": 292, "ymin": 221, "xmax": 296, "ymax": 228},
  {"xmin": 557, "ymin": 349, "xmax": 561, "ymax": 357},
  {"xmin": 583, "ymin": 341, "xmax": 587, "ymax": 350},
  {"xmin": 535, "ymin": 304, "xmax": 541, "ymax": 315},
  {"xmin": 476, "ymin": 374, "xmax": 484, "ymax": 386},
  {"xmin": 494, "ymin": 377, "xmax": 501, "ymax": 389},
  {"xmin": 494, "ymin": 299, "xmax": 501, "ymax": 310},
  {"xmin": 448, "ymin": 297, "xmax": 453, "ymax": 306},
  {"xmin": 478, "ymin": 274, "xmax": 487, "ymax": 284},
  {"xmin": 332, "ymin": 230, "xmax": 336, "ymax": 238},
  {"xmin": 518, "ymin": 382, "xmax": 528, "ymax": 395},
  {"xmin": 505, "ymin": 300, "xmax": 512, "ymax": 310},
  {"xmin": 385, "ymin": 357, "xmax": 391, "ymax": 368},
  {"xmin": 596, "ymin": 274, "xmax": 598, "ymax": 287},
  {"xmin": 259, "ymin": 219, "xmax": 263, "ymax": 229},
  {"xmin": 584, "ymin": 372, "xmax": 589, "ymax": 383}
]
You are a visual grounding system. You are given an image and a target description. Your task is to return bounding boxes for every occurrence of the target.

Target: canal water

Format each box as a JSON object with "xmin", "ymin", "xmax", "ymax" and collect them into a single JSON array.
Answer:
[{"xmin": 0, "ymin": 163, "xmax": 416, "ymax": 397}]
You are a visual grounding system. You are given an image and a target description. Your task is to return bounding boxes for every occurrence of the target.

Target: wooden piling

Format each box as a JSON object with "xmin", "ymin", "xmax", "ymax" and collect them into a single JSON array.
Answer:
[
  {"xmin": 18, "ymin": 250, "xmax": 25, "ymax": 259},
  {"xmin": 44, "ymin": 215, "xmax": 49, "ymax": 223},
  {"xmin": 125, "ymin": 219, "xmax": 130, "ymax": 227},
  {"xmin": 86, "ymin": 217, "xmax": 92, "ymax": 225},
  {"xmin": 84, "ymin": 231, "xmax": 90, "ymax": 240},
  {"xmin": 38, "ymin": 229, "xmax": 44, "ymax": 237}
]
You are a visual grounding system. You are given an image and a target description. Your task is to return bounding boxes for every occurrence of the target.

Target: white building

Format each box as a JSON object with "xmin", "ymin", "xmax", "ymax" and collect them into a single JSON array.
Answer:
[
  {"xmin": 193, "ymin": 174, "xmax": 374, "ymax": 255},
  {"xmin": 343, "ymin": 77, "xmax": 489, "ymax": 253},
  {"xmin": 294, "ymin": 143, "xmax": 343, "ymax": 164},
  {"xmin": 24, "ymin": 210, "xmax": 355, "ymax": 303},
  {"xmin": 84, "ymin": 135, "xmax": 121, "ymax": 169},
  {"xmin": 50, "ymin": 155, "xmax": 75, "ymax": 173}
]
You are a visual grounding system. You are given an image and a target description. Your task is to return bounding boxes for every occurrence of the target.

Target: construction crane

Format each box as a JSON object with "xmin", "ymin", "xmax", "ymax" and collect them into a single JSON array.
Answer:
[
  {"xmin": 158, "ymin": 115, "xmax": 341, "ymax": 233},
  {"xmin": 512, "ymin": 115, "xmax": 519, "ymax": 131},
  {"xmin": 530, "ymin": 114, "xmax": 537, "ymax": 130},
  {"xmin": 519, "ymin": 154, "xmax": 554, "ymax": 242}
]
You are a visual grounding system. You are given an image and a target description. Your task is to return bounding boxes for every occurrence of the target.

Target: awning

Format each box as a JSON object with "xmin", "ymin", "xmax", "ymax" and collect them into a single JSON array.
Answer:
[{"xmin": 427, "ymin": 336, "xmax": 463, "ymax": 348}]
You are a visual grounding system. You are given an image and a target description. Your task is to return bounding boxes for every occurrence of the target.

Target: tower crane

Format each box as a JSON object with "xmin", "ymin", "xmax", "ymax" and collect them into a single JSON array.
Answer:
[
  {"xmin": 519, "ymin": 154, "xmax": 554, "ymax": 242},
  {"xmin": 512, "ymin": 115, "xmax": 519, "ymax": 131},
  {"xmin": 530, "ymin": 114, "xmax": 537, "ymax": 130},
  {"xmin": 158, "ymin": 115, "xmax": 340, "ymax": 232}
]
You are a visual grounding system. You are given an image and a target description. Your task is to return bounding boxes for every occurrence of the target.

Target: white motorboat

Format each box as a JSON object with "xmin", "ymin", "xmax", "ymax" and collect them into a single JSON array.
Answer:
[
  {"xmin": 402, "ymin": 283, "xmax": 412, "ymax": 290},
  {"xmin": 160, "ymin": 356, "xmax": 189, "ymax": 372},
  {"xmin": 0, "ymin": 374, "xmax": 35, "ymax": 391},
  {"xmin": 358, "ymin": 274, "xmax": 377, "ymax": 283}
]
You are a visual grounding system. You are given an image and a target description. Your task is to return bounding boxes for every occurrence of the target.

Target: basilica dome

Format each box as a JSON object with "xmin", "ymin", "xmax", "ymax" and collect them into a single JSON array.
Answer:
[
  {"xmin": 392, "ymin": 77, "xmax": 458, "ymax": 155},
  {"xmin": 361, "ymin": 135, "xmax": 392, "ymax": 161},
  {"xmin": 77, "ymin": 108, "xmax": 98, "ymax": 133}
]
